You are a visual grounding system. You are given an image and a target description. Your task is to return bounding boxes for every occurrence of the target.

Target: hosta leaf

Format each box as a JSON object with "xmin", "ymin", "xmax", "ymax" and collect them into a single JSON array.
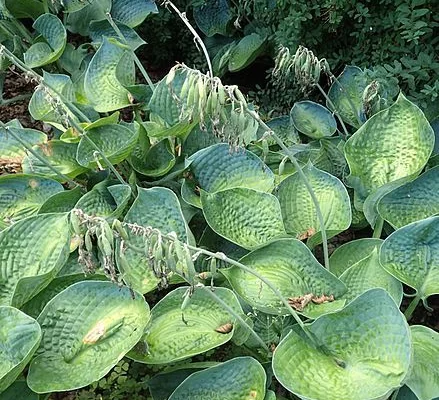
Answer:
[
  {"xmin": 128, "ymin": 286, "xmax": 245, "ymax": 364},
  {"xmin": 0, "ymin": 123, "xmax": 46, "ymax": 169},
  {"xmin": 148, "ymin": 69, "xmax": 187, "ymax": 127},
  {"xmin": 76, "ymin": 123, "xmax": 139, "ymax": 168},
  {"xmin": 329, "ymin": 238, "xmax": 383, "ymax": 277},
  {"xmin": 327, "ymin": 66, "xmax": 367, "ymax": 128},
  {"xmin": 378, "ymin": 166, "xmax": 439, "ymax": 228},
  {"xmin": 0, "ymin": 307, "xmax": 41, "ymax": 393},
  {"xmin": 111, "ymin": 0, "xmax": 158, "ymax": 28},
  {"xmin": 290, "ymin": 101, "xmax": 337, "ymax": 139},
  {"xmin": 193, "ymin": 0, "xmax": 231, "ymax": 37},
  {"xmin": 363, "ymin": 176, "xmax": 411, "ymax": 228},
  {"xmin": 273, "ymin": 289, "xmax": 411, "ymax": 400},
  {"xmin": 75, "ymin": 181, "xmax": 131, "ymax": 220},
  {"xmin": 228, "ymin": 33, "xmax": 265, "ymax": 72},
  {"xmin": 53, "ymin": 0, "xmax": 98, "ymax": 13},
  {"xmin": 339, "ymin": 249, "xmax": 403, "ymax": 305},
  {"xmin": 84, "ymin": 38, "xmax": 135, "ymax": 112},
  {"xmin": 380, "ymin": 216, "xmax": 439, "ymax": 301},
  {"xmin": 28, "ymin": 72, "xmax": 75, "ymax": 130},
  {"xmin": 0, "ymin": 174, "xmax": 63, "ymax": 228},
  {"xmin": 263, "ymin": 115, "xmax": 300, "ymax": 147},
  {"xmin": 22, "ymin": 140, "xmax": 87, "ymax": 180},
  {"xmin": 27, "ymin": 281, "xmax": 150, "ymax": 393},
  {"xmin": 22, "ymin": 272, "xmax": 106, "ymax": 319},
  {"xmin": 89, "ymin": 20, "xmax": 146, "ymax": 51},
  {"xmin": 201, "ymin": 188, "xmax": 286, "ymax": 250},
  {"xmin": 169, "ymin": 357, "xmax": 266, "ymax": 400},
  {"xmin": 24, "ymin": 14, "xmax": 66, "ymax": 68},
  {"xmin": 222, "ymin": 238, "xmax": 346, "ymax": 318},
  {"xmin": 344, "ymin": 93, "xmax": 434, "ymax": 204},
  {"xmin": 4, "ymin": 0, "xmax": 44, "ymax": 19},
  {"xmin": 277, "ymin": 162, "xmax": 351, "ymax": 247},
  {"xmin": 149, "ymin": 363, "xmax": 218, "ymax": 400},
  {"xmin": 182, "ymin": 143, "xmax": 275, "ymax": 208},
  {"xmin": 130, "ymin": 135, "xmax": 176, "ymax": 177},
  {"xmin": 38, "ymin": 186, "xmax": 83, "ymax": 214},
  {"xmin": 117, "ymin": 187, "xmax": 189, "ymax": 293},
  {"xmin": 0, "ymin": 379, "xmax": 38, "ymax": 399},
  {"xmin": 66, "ymin": 0, "xmax": 111, "ymax": 36},
  {"xmin": 405, "ymin": 326, "xmax": 439, "ymax": 400},
  {"xmin": 0, "ymin": 213, "xmax": 70, "ymax": 307}
]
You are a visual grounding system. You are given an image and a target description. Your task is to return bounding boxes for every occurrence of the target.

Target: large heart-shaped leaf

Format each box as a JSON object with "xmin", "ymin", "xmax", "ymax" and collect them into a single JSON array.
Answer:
[
  {"xmin": 344, "ymin": 93, "xmax": 434, "ymax": 205},
  {"xmin": 26, "ymin": 281, "xmax": 150, "ymax": 393},
  {"xmin": 76, "ymin": 123, "xmax": 139, "ymax": 168},
  {"xmin": 277, "ymin": 162, "xmax": 351, "ymax": 247},
  {"xmin": 339, "ymin": 249, "xmax": 403, "ymax": 305},
  {"xmin": 169, "ymin": 357, "xmax": 266, "ymax": 399},
  {"xmin": 111, "ymin": 0, "xmax": 158, "ymax": 28},
  {"xmin": 290, "ymin": 101, "xmax": 337, "ymax": 139},
  {"xmin": 24, "ymin": 14, "xmax": 66, "ymax": 68},
  {"xmin": 84, "ymin": 38, "xmax": 135, "ymax": 112},
  {"xmin": 378, "ymin": 166, "xmax": 439, "ymax": 228},
  {"xmin": 0, "ymin": 306, "xmax": 41, "ymax": 393},
  {"xmin": 329, "ymin": 238, "xmax": 383, "ymax": 277},
  {"xmin": 21, "ymin": 140, "xmax": 88, "ymax": 180},
  {"xmin": 128, "ymin": 286, "xmax": 245, "ymax": 364},
  {"xmin": 228, "ymin": 33, "xmax": 265, "ymax": 72},
  {"xmin": 201, "ymin": 188, "xmax": 286, "ymax": 250},
  {"xmin": 327, "ymin": 66, "xmax": 367, "ymax": 128},
  {"xmin": 380, "ymin": 216, "xmax": 439, "ymax": 302},
  {"xmin": 193, "ymin": 0, "xmax": 231, "ymax": 37},
  {"xmin": 38, "ymin": 186, "xmax": 83, "ymax": 214},
  {"xmin": 149, "ymin": 362, "xmax": 219, "ymax": 400},
  {"xmin": 273, "ymin": 289, "xmax": 411, "ymax": 400},
  {"xmin": 405, "ymin": 325, "xmax": 439, "ymax": 400},
  {"xmin": 75, "ymin": 181, "xmax": 131, "ymax": 220},
  {"xmin": 0, "ymin": 174, "xmax": 63, "ymax": 228},
  {"xmin": 28, "ymin": 71, "xmax": 75, "ymax": 130},
  {"xmin": 117, "ymin": 187, "xmax": 189, "ymax": 294},
  {"xmin": 0, "ymin": 213, "xmax": 70, "ymax": 307},
  {"xmin": 182, "ymin": 143, "xmax": 275, "ymax": 208},
  {"xmin": 222, "ymin": 238, "xmax": 346, "ymax": 318}
]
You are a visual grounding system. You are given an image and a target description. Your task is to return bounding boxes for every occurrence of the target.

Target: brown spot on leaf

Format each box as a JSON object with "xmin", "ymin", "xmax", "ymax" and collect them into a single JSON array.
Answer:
[
  {"xmin": 288, "ymin": 293, "xmax": 335, "ymax": 311},
  {"xmin": 83, "ymin": 321, "xmax": 106, "ymax": 344},
  {"xmin": 215, "ymin": 323, "xmax": 233, "ymax": 334},
  {"xmin": 28, "ymin": 178, "xmax": 39, "ymax": 189},
  {"xmin": 297, "ymin": 227, "xmax": 316, "ymax": 240},
  {"xmin": 249, "ymin": 390, "xmax": 258, "ymax": 398}
]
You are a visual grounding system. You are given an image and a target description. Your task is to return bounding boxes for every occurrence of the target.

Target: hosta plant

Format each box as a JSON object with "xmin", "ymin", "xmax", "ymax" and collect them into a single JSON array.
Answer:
[{"xmin": 0, "ymin": 1, "xmax": 437, "ymax": 400}]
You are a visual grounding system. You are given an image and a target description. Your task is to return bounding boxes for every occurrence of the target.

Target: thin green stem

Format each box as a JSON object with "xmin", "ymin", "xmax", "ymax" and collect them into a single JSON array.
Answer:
[
  {"xmin": 0, "ymin": 122, "xmax": 78, "ymax": 186},
  {"xmin": 104, "ymin": 13, "xmax": 155, "ymax": 92},
  {"xmin": 404, "ymin": 294, "xmax": 421, "ymax": 321},
  {"xmin": 246, "ymin": 108, "xmax": 330, "ymax": 270},
  {"xmin": 0, "ymin": 93, "xmax": 32, "ymax": 106},
  {"xmin": 164, "ymin": 0, "xmax": 214, "ymax": 78},
  {"xmin": 200, "ymin": 285, "xmax": 270, "ymax": 353},
  {"xmin": 372, "ymin": 216, "xmax": 384, "ymax": 238},
  {"xmin": 315, "ymin": 82, "xmax": 350, "ymax": 140}
]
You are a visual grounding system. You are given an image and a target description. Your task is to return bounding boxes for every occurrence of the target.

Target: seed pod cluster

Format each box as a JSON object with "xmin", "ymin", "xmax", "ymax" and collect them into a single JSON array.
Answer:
[
  {"xmin": 273, "ymin": 45, "xmax": 329, "ymax": 90},
  {"xmin": 166, "ymin": 64, "xmax": 257, "ymax": 147}
]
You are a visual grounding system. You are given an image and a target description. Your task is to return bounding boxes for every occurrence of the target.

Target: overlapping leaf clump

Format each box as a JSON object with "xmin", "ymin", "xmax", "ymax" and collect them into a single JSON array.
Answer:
[{"xmin": 0, "ymin": 1, "xmax": 438, "ymax": 399}]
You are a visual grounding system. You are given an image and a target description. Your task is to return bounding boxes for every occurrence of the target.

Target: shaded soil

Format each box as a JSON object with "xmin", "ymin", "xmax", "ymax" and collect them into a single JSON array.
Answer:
[{"xmin": 0, "ymin": 68, "xmax": 43, "ymax": 130}]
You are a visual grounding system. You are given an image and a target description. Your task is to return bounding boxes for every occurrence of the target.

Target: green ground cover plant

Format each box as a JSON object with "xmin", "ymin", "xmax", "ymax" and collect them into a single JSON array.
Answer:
[{"xmin": 0, "ymin": 1, "xmax": 438, "ymax": 399}]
